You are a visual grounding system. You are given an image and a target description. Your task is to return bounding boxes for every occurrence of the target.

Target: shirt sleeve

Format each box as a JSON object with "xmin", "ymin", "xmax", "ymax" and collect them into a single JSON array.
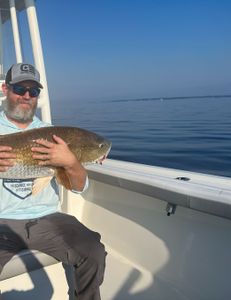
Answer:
[{"xmin": 71, "ymin": 176, "xmax": 89, "ymax": 194}]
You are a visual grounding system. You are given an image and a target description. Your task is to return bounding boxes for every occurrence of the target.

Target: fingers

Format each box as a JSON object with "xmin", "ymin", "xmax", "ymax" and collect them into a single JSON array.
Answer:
[
  {"xmin": 0, "ymin": 146, "xmax": 16, "ymax": 172},
  {"xmin": 36, "ymin": 160, "xmax": 49, "ymax": 166},
  {"xmin": 0, "ymin": 155, "xmax": 15, "ymax": 170},
  {"xmin": 32, "ymin": 153, "xmax": 50, "ymax": 161},
  {"xmin": 52, "ymin": 135, "xmax": 66, "ymax": 145},
  {"xmin": 0, "ymin": 152, "xmax": 16, "ymax": 159},
  {"xmin": 31, "ymin": 136, "xmax": 71, "ymax": 168},
  {"xmin": 0, "ymin": 166, "xmax": 10, "ymax": 172},
  {"xmin": 31, "ymin": 143, "xmax": 53, "ymax": 164},
  {"xmin": 0, "ymin": 160, "xmax": 15, "ymax": 171},
  {"xmin": 33, "ymin": 138, "xmax": 54, "ymax": 148},
  {"xmin": 0, "ymin": 146, "xmax": 16, "ymax": 158},
  {"xmin": 0, "ymin": 158, "xmax": 15, "ymax": 165},
  {"xmin": 31, "ymin": 146, "xmax": 51, "ymax": 154},
  {"xmin": 31, "ymin": 135, "xmax": 67, "ymax": 156},
  {"xmin": 0, "ymin": 146, "xmax": 13, "ymax": 152},
  {"xmin": 31, "ymin": 148, "xmax": 51, "ymax": 165},
  {"xmin": 33, "ymin": 135, "xmax": 66, "ymax": 148},
  {"xmin": 31, "ymin": 138, "xmax": 55, "ymax": 154}
]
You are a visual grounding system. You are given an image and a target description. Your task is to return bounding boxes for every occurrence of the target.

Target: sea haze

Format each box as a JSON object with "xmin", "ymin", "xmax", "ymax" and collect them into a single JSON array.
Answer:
[{"xmin": 51, "ymin": 96, "xmax": 231, "ymax": 178}]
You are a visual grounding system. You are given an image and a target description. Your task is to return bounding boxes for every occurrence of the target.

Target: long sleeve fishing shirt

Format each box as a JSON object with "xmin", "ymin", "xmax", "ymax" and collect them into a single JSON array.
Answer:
[{"xmin": 0, "ymin": 111, "xmax": 88, "ymax": 219}]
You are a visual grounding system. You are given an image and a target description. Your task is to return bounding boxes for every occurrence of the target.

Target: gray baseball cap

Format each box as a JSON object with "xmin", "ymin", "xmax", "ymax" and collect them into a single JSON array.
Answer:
[{"xmin": 5, "ymin": 63, "xmax": 43, "ymax": 88}]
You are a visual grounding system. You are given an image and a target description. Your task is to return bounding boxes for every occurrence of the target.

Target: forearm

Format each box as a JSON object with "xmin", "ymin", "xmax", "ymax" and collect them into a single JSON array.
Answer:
[{"xmin": 64, "ymin": 161, "xmax": 88, "ymax": 192}]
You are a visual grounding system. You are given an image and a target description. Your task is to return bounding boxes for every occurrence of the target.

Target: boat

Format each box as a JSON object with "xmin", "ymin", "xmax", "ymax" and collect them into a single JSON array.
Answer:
[{"xmin": 0, "ymin": 1, "xmax": 231, "ymax": 299}]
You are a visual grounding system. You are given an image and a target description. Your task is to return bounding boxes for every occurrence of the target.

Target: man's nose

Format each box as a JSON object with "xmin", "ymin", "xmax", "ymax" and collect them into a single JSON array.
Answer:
[{"xmin": 23, "ymin": 91, "xmax": 30, "ymax": 99}]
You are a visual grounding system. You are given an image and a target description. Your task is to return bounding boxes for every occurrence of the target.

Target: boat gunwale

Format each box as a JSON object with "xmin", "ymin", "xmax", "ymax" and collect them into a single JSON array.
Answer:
[{"xmin": 86, "ymin": 159, "xmax": 231, "ymax": 220}]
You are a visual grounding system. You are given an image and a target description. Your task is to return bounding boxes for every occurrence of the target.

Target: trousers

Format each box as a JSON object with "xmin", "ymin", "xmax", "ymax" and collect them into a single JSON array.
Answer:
[{"xmin": 0, "ymin": 212, "xmax": 106, "ymax": 300}]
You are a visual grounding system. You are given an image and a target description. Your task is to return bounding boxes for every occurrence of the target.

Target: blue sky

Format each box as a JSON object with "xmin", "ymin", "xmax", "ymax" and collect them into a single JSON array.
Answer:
[{"xmin": 16, "ymin": 1, "xmax": 231, "ymax": 101}]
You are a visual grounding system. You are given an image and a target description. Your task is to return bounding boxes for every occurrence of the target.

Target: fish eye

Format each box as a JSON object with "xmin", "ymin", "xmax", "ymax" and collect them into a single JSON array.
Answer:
[{"xmin": 99, "ymin": 143, "xmax": 104, "ymax": 148}]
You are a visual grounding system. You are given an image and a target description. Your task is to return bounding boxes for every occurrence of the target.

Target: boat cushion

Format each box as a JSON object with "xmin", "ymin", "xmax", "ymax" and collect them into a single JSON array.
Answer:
[{"xmin": 0, "ymin": 249, "xmax": 59, "ymax": 281}]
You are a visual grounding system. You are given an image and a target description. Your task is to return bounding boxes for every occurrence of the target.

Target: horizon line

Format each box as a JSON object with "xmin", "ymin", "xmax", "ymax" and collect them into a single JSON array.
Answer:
[{"xmin": 109, "ymin": 94, "xmax": 231, "ymax": 103}]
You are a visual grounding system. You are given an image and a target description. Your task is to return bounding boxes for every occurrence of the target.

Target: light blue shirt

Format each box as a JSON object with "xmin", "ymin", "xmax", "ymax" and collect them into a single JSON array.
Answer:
[{"xmin": 0, "ymin": 111, "xmax": 88, "ymax": 219}]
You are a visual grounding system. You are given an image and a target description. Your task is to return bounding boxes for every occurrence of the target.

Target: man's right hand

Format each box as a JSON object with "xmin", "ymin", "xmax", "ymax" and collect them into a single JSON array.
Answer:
[{"xmin": 0, "ymin": 146, "xmax": 16, "ymax": 172}]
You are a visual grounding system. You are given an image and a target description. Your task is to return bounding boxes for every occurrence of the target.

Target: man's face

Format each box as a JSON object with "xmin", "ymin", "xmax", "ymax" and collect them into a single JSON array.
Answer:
[{"xmin": 2, "ymin": 80, "xmax": 39, "ymax": 123}]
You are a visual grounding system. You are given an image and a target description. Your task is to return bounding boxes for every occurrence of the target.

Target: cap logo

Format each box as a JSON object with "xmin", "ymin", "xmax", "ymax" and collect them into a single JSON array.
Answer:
[{"xmin": 20, "ymin": 64, "xmax": 36, "ymax": 75}]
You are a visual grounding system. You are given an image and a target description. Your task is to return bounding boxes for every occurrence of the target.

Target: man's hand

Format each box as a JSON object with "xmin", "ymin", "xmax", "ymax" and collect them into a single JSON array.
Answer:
[
  {"xmin": 0, "ymin": 146, "xmax": 16, "ymax": 172},
  {"xmin": 31, "ymin": 135, "xmax": 77, "ymax": 169},
  {"xmin": 31, "ymin": 135, "xmax": 87, "ymax": 191}
]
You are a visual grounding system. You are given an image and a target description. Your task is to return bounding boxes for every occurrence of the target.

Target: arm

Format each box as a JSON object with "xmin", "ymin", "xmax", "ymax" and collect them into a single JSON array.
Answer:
[
  {"xmin": 31, "ymin": 135, "xmax": 88, "ymax": 192},
  {"xmin": 62, "ymin": 159, "xmax": 88, "ymax": 192}
]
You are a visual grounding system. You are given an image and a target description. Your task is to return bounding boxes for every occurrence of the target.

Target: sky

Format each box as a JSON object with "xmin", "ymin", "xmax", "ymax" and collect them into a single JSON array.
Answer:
[{"xmin": 3, "ymin": 0, "xmax": 231, "ymax": 102}]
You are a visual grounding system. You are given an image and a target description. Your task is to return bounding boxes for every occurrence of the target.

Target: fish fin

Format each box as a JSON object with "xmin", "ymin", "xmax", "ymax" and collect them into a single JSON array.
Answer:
[
  {"xmin": 55, "ymin": 167, "xmax": 72, "ymax": 190},
  {"xmin": 32, "ymin": 176, "xmax": 53, "ymax": 195}
]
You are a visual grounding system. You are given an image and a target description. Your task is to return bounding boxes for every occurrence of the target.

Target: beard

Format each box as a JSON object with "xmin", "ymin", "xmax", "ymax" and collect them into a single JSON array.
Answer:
[{"xmin": 3, "ymin": 98, "xmax": 37, "ymax": 123}]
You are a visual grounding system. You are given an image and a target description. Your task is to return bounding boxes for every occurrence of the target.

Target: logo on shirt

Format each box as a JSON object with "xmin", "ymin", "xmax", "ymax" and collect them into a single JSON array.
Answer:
[{"xmin": 3, "ymin": 179, "xmax": 34, "ymax": 199}]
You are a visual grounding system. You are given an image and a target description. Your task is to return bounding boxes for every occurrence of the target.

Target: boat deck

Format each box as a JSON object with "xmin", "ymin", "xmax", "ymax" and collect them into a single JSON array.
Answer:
[{"xmin": 0, "ymin": 245, "xmax": 154, "ymax": 300}]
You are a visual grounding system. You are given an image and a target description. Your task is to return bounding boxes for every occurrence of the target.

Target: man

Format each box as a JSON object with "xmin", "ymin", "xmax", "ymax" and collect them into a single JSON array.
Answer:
[{"xmin": 0, "ymin": 63, "xmax": 106, "ymax": 299}]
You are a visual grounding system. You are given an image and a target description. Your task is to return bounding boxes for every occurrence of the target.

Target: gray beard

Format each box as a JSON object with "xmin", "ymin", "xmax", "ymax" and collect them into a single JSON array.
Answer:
[{"xmin": 2, "ymin": 99, "xmax": 37, "ymax": 123}]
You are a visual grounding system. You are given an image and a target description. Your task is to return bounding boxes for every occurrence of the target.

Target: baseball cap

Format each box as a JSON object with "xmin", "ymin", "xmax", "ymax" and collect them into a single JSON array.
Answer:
[{"xmin": 5, "ymin": 63, "xmax": 43, "ymax": 88}]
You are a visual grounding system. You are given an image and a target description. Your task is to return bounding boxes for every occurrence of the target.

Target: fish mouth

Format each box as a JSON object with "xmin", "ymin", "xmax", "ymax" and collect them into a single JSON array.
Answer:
[
  {"xmin": 95, "ymin": 154, "xmax": 107, "ymax": 165},
  {"xmin": 94, "ymin": 144, "xmax": 112, "ymax": 165}
]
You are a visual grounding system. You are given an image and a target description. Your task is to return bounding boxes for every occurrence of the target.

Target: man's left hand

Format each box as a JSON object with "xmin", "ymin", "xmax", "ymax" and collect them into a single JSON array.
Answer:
[{"xmin": 31, "ymin": 134, "xmax": 77, "ymax": 168}]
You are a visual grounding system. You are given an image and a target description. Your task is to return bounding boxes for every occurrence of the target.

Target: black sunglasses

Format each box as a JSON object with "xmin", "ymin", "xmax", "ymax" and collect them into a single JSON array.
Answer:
[{"xmin": 8, "ymin": 84, "xmax": 41, "ymax": 97}]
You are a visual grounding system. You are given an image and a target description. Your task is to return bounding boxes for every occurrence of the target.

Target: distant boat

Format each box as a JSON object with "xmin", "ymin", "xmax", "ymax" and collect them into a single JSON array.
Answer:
[{"xmin": 1, "ymin": 1, "xmax": 231, "ymax": 300}]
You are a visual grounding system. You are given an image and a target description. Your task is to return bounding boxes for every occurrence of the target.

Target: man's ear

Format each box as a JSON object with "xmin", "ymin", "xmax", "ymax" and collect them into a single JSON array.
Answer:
[{"xmin": 1, "ymin": 83, "xmax": 8, "ymax": 96}]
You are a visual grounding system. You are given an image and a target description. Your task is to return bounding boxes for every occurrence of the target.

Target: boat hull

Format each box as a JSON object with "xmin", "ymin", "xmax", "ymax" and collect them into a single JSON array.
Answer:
[{"xmin": 1, "ymin": 159, "xmax": 231, "ymax": 299}]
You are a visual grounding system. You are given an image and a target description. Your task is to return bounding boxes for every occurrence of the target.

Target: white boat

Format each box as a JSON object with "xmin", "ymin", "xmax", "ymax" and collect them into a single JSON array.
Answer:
[{"xmin": 0, "ymin": 1, "xmax": 231, "ymax": 299}]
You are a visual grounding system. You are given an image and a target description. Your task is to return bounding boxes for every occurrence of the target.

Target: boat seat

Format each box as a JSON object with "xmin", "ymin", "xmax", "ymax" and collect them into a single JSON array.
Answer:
[{"xmin": 0, "ymin": 249, "xmax": 59, "ymax": 281}]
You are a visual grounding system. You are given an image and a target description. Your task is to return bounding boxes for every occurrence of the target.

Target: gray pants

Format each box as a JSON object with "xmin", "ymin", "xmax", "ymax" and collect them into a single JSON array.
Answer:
[{"xmin": 0, "ymin": 213, "xmax": 106, "ymax": 299}]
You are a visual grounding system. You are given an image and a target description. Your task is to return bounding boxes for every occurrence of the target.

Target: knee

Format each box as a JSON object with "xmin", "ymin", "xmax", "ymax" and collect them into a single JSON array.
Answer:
[
  {"xmin": 68, "ymin": 232, "xmax": 107, "ymax": 268},
  {"xmin": 89, "ymin": 238, "xmax": 107, "ymax": 266},
  {"xmin": 87, "ymin": 239, "xmax": 107, "ymax": 285}
]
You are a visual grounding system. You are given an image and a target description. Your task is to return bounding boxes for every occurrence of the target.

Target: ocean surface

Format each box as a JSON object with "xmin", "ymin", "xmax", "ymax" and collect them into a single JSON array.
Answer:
[{"xmin": 51, "ymin": 96, "xmax": 231, "ymax": 178}]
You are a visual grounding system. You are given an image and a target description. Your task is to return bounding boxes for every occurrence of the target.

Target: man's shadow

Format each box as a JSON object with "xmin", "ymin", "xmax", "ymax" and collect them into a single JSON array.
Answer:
[{"xmin": 0, "ymin": 225, "xmax": 74, "ymax": 300}]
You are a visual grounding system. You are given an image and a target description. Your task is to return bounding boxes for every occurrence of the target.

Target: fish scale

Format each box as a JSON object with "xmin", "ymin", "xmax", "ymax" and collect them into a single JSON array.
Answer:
[{"xmin": 1, "ymin": 163, "xmax": 54, "ymax": 179}]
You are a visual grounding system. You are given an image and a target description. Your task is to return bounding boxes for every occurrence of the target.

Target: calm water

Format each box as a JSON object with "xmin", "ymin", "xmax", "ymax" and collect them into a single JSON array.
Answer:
[{"xmin": 51, "ymin": 96, "xmax": 231, "ymax": 178}]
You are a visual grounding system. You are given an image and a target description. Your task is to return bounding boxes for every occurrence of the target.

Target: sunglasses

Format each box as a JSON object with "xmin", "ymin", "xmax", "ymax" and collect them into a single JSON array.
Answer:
[{"xmin": 8, "ymin": 84, "xmax": 41, "ymax": 97}]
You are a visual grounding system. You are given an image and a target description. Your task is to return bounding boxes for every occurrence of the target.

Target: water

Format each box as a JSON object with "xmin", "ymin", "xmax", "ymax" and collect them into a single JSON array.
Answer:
[{"xmin": 51, "ymin": 96, "xmax": 231, "ymax": 178}]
